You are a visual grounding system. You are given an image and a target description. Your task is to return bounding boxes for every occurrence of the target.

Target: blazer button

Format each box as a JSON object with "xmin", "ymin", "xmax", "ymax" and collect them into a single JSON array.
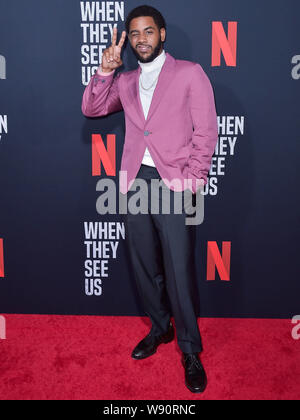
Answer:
[{"xmin": 144, "ymin": 131, "xmax": 150, "ymax": 136}]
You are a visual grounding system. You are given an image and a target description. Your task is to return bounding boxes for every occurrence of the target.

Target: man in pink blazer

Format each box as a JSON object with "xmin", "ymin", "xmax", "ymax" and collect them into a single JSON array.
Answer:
[{"xmin": 82, "ymin": 5, "xmax": 218, "ymax": 394}]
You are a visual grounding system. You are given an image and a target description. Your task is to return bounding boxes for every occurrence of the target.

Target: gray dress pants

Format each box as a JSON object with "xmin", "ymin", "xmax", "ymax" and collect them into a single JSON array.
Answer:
[{"xmin": 123, "ymin": 164, "xmax": 203, "ymax": 353}]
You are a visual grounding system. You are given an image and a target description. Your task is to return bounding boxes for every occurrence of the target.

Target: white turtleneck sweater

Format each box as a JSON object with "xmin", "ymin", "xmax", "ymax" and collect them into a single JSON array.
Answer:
[
  {"xmin": 138, "ymin": 49, "xmax": 166, "ymax": 167},
  {"xmin": 98, "ymin": 49, "xmax": 167, "ymax": 168}
]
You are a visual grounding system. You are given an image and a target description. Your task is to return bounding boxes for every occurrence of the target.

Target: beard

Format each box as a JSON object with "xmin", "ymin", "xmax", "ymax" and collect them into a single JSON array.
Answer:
[{"xmin": 131, "ymin": 38, "xmax": 163, "ymax": 63}]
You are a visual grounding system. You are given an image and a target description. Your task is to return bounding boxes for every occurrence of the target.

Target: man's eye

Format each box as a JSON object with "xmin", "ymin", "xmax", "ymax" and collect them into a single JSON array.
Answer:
[{"xmin": 146, "ymin": 31, "xmax": 153, "ymax": 35}]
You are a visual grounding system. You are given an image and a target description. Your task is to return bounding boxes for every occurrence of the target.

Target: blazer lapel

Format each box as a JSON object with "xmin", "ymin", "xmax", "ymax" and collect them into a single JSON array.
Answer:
[
  {"xmin": 125, "ymin": 69, "xmax": 145, "ymax": 128},
  {"xmin": 131, "ymin": 52, "xmax": 176, "ymax": 125},
  {"xmin": 145, "ymin": 52, "xmax": 176, "ymax": 123}
]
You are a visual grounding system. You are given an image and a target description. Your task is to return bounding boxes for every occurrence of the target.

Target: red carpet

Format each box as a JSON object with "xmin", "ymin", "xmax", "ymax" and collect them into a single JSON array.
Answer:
[{"xmin": 0, "ymin": 315, "xmax": 299, "ymax": 400}]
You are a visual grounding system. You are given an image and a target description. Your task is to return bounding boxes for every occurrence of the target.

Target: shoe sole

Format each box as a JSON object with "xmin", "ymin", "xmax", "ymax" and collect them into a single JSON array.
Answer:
[{"xmin": 131, "ymin": 334, "xmax": 174, "ymax": 360}]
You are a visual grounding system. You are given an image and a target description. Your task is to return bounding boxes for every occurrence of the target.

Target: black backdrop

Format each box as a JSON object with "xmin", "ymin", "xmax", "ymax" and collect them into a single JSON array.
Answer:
[{"xmin": 0, "ymin": 0, "xmax": 299, "ymax": 318}]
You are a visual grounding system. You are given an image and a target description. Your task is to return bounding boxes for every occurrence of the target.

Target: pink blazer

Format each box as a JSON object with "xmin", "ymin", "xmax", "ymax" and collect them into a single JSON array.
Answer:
[{"xmin": 82, "ymin": 52, "xmax": 218, "ymax": 194}]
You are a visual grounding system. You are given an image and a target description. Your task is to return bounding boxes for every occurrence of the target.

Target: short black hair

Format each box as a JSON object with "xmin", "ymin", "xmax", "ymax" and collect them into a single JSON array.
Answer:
[{"xmin": 125, "ymin": 5, "xmax": 166, "ymax": 33}]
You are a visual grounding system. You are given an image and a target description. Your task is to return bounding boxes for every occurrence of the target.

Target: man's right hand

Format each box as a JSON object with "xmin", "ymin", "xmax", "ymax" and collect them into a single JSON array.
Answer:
[{"xmin": 100, "ymin": 26, "xmax": 127, "ymax": 73}]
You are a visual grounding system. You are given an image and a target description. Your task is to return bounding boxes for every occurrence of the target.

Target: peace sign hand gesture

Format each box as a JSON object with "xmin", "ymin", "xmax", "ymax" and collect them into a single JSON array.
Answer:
[{"xmin": 101, "ymin": 26, "xmax": 127, "ymax": 73}]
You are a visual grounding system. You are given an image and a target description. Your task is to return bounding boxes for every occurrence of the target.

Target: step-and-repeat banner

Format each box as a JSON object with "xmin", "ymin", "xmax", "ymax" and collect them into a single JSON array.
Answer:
[{"xmin": 0, "ymin": 1, "xmax": 299, "ymax": 318}]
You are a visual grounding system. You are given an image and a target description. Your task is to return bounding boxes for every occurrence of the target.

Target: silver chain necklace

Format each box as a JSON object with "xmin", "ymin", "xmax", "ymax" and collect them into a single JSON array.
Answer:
[{"xmin": 139, "ymin": 72, "xmax": 160, "ymax": 91}]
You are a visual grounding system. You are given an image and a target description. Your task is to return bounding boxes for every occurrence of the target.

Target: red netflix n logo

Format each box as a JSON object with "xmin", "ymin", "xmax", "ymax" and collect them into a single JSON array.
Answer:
[
  {"xmin": 212, "ymin": 22, "xmax": 238, "ymax": 67},
  {"xmin": 92, "ymin": 134, "xmax": 116, "ymax": 177},
  {"xmin": 207, "ymin": 241, "xmax": 231, "ymax": 281}
]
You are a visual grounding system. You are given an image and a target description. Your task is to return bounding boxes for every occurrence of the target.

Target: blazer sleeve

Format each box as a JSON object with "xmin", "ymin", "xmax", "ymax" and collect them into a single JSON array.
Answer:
[
  {"xmin": 81, "ymin": 70, "xmax": 123, "ymax": 117},
  {"xmin": 186, "ymin": 63, "xmax": 218, "ymax": 187}
]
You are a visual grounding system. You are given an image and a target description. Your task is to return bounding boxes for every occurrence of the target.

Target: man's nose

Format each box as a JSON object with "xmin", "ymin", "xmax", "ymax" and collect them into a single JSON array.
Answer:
[{"xmin": 137, "ymin": 33, "xmax": 148, "ymax": 43}]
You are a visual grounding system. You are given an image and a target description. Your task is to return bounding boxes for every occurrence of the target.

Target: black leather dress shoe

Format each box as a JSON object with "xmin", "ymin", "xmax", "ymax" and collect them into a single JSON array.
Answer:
[
  {"xmin": 182, "ymin": 352, "xmax": 207, "ymax": 393},
  {"xmin": 131, "ymin": 322, "xmax": 175, "ymax": 360}
]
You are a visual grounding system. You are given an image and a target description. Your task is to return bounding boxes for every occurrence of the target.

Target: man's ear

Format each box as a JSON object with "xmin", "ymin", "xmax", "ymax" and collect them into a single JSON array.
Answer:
[{"xmin": 160, "ymin": 28, "xmax": 166, "ymax": 42}]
